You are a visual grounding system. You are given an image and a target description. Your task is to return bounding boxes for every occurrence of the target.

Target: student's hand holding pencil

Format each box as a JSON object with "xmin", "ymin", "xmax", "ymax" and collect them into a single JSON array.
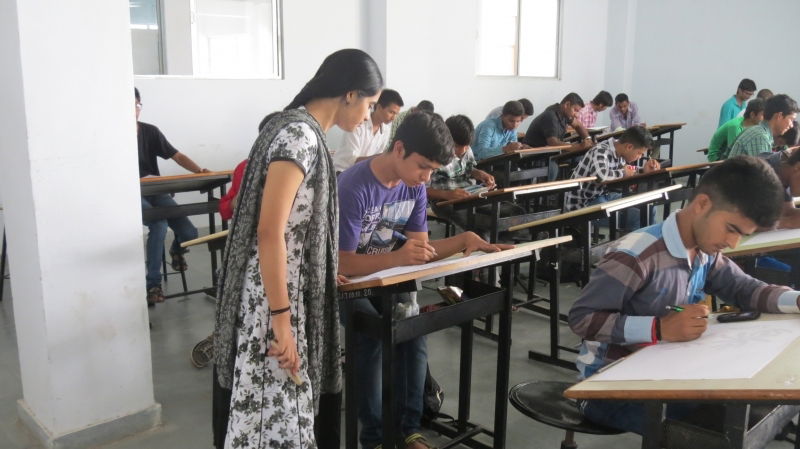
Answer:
[
  {"xmin": 659, "ymin": 303, "xmax": 709, "ymax": 342},
  {"xmin": 397, "ymin": 239, "xmax": 438, "ymax": 265}
]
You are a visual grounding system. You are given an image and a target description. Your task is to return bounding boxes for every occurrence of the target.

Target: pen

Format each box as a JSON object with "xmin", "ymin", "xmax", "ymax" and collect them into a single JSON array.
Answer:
[
  {"xmin": 393, "ymin": 231, "xmax": 438, "ymax": 257},
  {"xmin": 665, "ymin": 304, "xmax": 708, "ymax": 318}
]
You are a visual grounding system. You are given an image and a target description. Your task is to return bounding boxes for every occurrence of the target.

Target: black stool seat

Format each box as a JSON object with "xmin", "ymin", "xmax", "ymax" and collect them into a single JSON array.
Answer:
[{"xmin": 509, "ymin": 381, "xmax": 623, "ymax": 436}]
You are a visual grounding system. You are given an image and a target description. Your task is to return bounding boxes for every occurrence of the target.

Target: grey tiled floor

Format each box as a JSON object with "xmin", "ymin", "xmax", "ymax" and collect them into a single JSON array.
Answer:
[{"xmin": 0, "ymin": 222, "xmax": 795, "ymax": 449}]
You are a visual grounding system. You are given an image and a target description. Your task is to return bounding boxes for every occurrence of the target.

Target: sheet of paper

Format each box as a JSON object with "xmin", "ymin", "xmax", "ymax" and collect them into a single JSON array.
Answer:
[
  {"xmin": 741, "ymin": 228, "xmax": 800, "ymax": 247},
  {"xmin": 345, "ymin": 251, "xmax": 491, "ymax": 284},
  {"xmin": 588, "ymin": 319, "xmax": 800, "ymax": 382}
]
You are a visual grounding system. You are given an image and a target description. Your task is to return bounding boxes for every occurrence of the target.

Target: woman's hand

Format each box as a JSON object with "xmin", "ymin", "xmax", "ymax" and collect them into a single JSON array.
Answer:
[{"xmin": 268, "ymin": 313, "xmax": 300, "ymax": 376}]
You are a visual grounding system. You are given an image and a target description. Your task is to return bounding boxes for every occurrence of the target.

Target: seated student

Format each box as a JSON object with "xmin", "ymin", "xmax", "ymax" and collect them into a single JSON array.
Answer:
[
  {"xmin": 569, "ymin": 156, "xmax": 800, "ymax": 436},
  {"xmin": 760, "ymin": 147, "xmax": 800, "ymax": 228},
  {"xmin": 485, "ymin": 98, "xmax": 534, "ymax": 121},
  {"xmin": 387, "ymin": 99, "xmax": 434, "ymax": 149},
  {"xmin": 136, "ymin": 87, "xmax": 209, "ymax": 305},
  {"xmin": 576, "ymin": 90, "xmax": 613, "ymax": 129},
  {"xmin": 609, "ymin": 93, "xmax": 643, "ymax": 130},
  {"xmin": 523, "ymin": 92, "xmax": 593, "ymax": 152},
  {"xmin": 563, "ymin": 127, "xmax": 660, "ymax": 231},
  {"xmin": 773, "ymin": 120, "xmax": 800, "ymax": 152},
  {"xmin": 718, "ymin": 78, "xmax": 756, "ymax": 127},
  {"xmin": 338, "ymin": 111, "xmax": 510, "ymax": 449},
  {"xmin": 427, "ymin": 115, "xmax": 497, "ymax": 232},
  {"xmin": 728, "ymin": 94, "xmax": 799, "ymax": 158},
  {"xmin": 707, "ymin": 98, "xmax": 765, "ymax": 162},
  {"xmin": 757, "ymin": 88, "xmax": 774, "ymax": 101},
  {"xmin": 333, "ymin": 88, "xmax": 404, "ymax": 173},
  {"xmin": 472, "ymin": 100, "xmax": 526, "ymax": 159}
]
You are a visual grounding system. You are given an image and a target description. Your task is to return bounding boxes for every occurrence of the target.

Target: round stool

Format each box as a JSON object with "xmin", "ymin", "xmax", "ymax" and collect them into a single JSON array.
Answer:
[{"xmin": 509, "ymin": 380, "xmax": 624, "ymax": 449}]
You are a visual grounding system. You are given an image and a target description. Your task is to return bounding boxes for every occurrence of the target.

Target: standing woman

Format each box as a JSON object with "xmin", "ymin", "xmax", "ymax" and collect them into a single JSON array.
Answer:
[{"xmin": 214, "ymin": 49, "xmax": 383, "ymax": 448}]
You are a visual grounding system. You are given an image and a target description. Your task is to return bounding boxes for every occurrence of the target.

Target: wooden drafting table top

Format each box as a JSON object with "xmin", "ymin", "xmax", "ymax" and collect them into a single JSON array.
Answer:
[
  {"xmin": 140, "ymin": 170, "xmax": 233, "ymax": 195},
  {"xmin": 475, "ymin": 145, "xmax": 571, "ymax": 166},
  {"xmin": 508, "ymin": 184, "xmax": 682, "ymax": 232},
  {"xmin": 435, "ymin": 177, "xmax": 596, "ymax": 207},
  {"xmin": 565, "ymin": 314, "xmax": 800, "ymax": 402},
  {"xmin": 181, "ymin": 229, "xmax": 229, "ymax": 248},
  {"xmin": 724, "ymin": 228, "xmax": 800, "ymax": 258},
  {"xmin": 338, "ymin": 236, "xmax": 572, "ymax": 292},
  {"xmin": 601, "ymin": 161, "xmax": 719, "ymax": 188}
]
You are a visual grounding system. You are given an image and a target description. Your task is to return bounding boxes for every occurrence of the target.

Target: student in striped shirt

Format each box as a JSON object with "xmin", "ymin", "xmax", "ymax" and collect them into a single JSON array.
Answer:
[
  {"xmin": 568, "ymin": 156, "xmax": 800, "ymax": 435},
  {"xmin": 575, "ymin": 90, "xmax": 613, "ymax": 129}
]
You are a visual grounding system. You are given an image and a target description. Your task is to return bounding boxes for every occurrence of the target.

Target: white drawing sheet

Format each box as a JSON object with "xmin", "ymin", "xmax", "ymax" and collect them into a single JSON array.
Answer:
[
  {"xmin": 740, "ymin": 228, "xmax": 800, "ymax": 248},
  {"xmin": 589, "ymin": 319, "xmax": 800, "ymax": 382},
  {"xmin": 345, "ymin": 252, "xmax": 491, "ymax": 284}
]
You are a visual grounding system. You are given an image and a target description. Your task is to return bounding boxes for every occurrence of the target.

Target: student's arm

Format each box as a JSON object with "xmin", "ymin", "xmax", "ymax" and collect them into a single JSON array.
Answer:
[
  {"xmin": 569, "ymin": 252, "xmax": 708, "ymax": 344},
  {"xmin": 704, "ymin": 254, "xmax": 800, "ymax": 312},
  {"xmin": 778, "ymin": 201, "xmax": 800, "ymax": 229},
  {"xmin": 256, "ymin": 161, "xmax": 305, "ymax": 375},
  {"xmin": 630, "ymin": 103, "xmax": 643, "ymax": 126},
  {"xmin": 471, "ymin": 168, "xmax": 496, "ymax": 189},
  {"xmin": 411, "ymin": 230, "xmax": 512, "ymax": 262},
  {"xmin": 609, "ymin": 110, "xmax": 621, "ymax": 130},
  {"xmin": 172, "ymin": 152, "xmax": 209, "ymax": 173},
  {"xmin": 426, "ymin": 187, "xmax": 470, "ymax": 201}
]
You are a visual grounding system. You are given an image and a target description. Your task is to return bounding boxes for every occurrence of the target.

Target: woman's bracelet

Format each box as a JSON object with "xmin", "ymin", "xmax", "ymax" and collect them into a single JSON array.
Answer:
[{"xmin": 269, "ymin": 306, "xmax": 291, "ymax": 316}]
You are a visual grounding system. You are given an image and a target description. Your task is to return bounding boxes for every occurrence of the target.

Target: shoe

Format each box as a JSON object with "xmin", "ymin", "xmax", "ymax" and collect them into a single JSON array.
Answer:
[
  {"xmin": 146, "ymin": 285, "xmax": 165, "ymax": 305},
  {"xmin": 190, "ymin": 334, "xmax": 214, "ymax": 368},
  {"xmin": 169, "ymin": 249, "xmax": 189, "ymax": 272},
  {"xmin": 405, "ymin": 433, "xmax": 436, "ymax": 449}
]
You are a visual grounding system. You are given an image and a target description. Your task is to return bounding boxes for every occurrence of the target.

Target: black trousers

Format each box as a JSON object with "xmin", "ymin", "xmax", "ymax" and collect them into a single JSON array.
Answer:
[{"xmin": 212, "ymin": 365, "xmax": 342, "ymax": 448}]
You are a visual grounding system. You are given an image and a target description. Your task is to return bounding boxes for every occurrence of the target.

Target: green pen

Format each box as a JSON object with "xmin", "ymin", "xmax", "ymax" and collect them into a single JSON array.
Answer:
[{"xmin": 665, "ymin": 305, "xmax": 684, "ymax": 312}]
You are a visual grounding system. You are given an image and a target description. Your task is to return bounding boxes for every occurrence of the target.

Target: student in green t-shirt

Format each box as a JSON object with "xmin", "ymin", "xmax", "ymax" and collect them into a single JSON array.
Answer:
[{"xmin": 707, "ymin": 99, "xmax": 764, "ymax": 162}]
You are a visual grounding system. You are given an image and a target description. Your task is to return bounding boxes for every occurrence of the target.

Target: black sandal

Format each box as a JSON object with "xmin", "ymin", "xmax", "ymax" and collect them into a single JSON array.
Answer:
[{"xmin": 169, "ymin": 250, "xmax": 188, "ymax": 272}]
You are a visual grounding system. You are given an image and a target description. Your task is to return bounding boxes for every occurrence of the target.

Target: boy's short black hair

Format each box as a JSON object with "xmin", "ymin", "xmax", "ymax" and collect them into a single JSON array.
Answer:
[
  {"xmin": 416, "ymin": 100, "xmax": 434, "ymax": 112},
  {"xmin": 378, "ymin": 88, "xmax": 404, "ymax": 108},
  {"xmin": 135, "ymin": 87, "xmax": 141, "ymax": 102},
  {"xmin": 617, "ymin": 126, "xmax": 653, "ymax": 149},
  {"xmin": 744, "ymin": 98, "xmax": 765, "ymax": 120},
  {"xmin": 615, "ymin": 93, "xmax": 629, "ymax": 104},
  {"xmin": 445, "ymin": 115, "xmax": 474, "ymax": 147},
  {"xmin": 593, "ymin": 90, "xmax": 613, "ymax": 107},
  {"xmin": 391, "ymin": 110, "xmax": 453, "ymax": 165},
  {"xmin": 780, "ymin": 121, "xmax": 800, "ymax": 148},
  {"xmin": 517, "ymin": 98, "xmax": 534, "ymax": 116},
  {"xmin": 561, "ymin": 92, "xmax": 584, "ymax": 108},
  {"xmin": 501, "ymin": 100, "xmax": 524, "ymax": 117},
  {"xmin": 692, "ymin": 156, "xmax": 784, "ymax": 228},
  {"xmin": 765, "ymin": 94, "xmax": 800, "ymax": 120},
  {"xmin": 738, "ymin": 78, "xmax": 756, "ymax": 92}
]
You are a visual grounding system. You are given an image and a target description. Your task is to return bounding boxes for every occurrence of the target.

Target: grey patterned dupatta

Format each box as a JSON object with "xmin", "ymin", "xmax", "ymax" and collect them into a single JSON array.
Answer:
[{"xmin": 213, "ymin": 108, "xmax": 341, "ymax": 412}]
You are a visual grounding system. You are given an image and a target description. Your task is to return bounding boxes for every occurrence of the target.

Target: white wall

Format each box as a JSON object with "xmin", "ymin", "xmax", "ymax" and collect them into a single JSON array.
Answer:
[
  {"xmin": 606, "ymin": 0, "xmax": 800, "ymax": 164},
  {"xmin": 384, "ymin": 0, "xmax": 610, "ymax": 131}
]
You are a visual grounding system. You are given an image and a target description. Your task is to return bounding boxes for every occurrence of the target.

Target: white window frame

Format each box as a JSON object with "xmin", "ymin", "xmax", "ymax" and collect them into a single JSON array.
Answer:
[{"xmin": 475, "ymin": 0, "xmax": 562, "ymax": 79}]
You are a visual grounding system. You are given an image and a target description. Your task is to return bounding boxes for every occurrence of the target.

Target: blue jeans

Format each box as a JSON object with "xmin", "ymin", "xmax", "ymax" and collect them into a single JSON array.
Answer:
[
  {"xmin": 580, "ymin": 399, "xmax": 703, "ymax": 435},
  {"xmin": 343, "ymin": 295, "xmax": 428, "ymax": 449},
  {"xmin": 141, "ymin": 194, "xmax": 198, "ymax": 288},
  {"xmin": 588, "ymin": 193, "xmax": 655, "ymax": 232}
]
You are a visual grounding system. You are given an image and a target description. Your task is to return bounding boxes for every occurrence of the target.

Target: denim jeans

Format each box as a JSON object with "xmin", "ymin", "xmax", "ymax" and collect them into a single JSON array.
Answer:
[
  {"xmin": 588, "ymin": 192, "xmax": 656, "ymax": 232},
  {"xmin": 141, "ymin": 194, "xmax": 198, "ymax": 288},
  {"xmin": 579, "ymin": 399, "xmax": 704, "ymax": 435},
  {"xmin": 342, "ymin": 295, "xmax": 428, "ymax": 449}
]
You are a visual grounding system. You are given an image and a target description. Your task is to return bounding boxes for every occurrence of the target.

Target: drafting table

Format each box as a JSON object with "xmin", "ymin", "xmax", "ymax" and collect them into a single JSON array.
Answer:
[{"xmin": 339, "ymin": 237, "xmax": 572, "ymax": 449}]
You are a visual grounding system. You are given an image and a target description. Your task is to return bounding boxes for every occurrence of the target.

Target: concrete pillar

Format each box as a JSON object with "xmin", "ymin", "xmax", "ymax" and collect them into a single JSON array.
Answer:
[{"xmin": 0, "ymin": 1, "xmax": 160, "ymax": 448}]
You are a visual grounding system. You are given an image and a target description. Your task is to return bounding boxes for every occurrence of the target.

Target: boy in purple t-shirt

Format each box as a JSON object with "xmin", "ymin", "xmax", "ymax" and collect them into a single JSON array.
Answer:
[{"xmin": 338, "ymin": 111, "xmax": 511, "ymax": 449}]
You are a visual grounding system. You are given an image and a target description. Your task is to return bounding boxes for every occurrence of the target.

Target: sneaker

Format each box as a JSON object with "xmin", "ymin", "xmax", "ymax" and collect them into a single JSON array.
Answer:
[
  {"xmin": 405, "ymin": 433, "xmax": 436, "ymax": 449},
  {"xmin": 169, "ymin": 249, "xmax": 189, "ymax": 272},
  {"xmin": 190, "ymin": 334, "xmax": 214, "ymax": 368},
  {"xmin": 146, "ymin": 285, "xmax": 165, "ymax": 305}
]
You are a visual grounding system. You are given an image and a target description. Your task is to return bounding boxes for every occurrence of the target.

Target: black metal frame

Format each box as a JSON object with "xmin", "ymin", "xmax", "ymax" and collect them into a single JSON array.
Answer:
[
  {"xmin": 341, "ymin": 259, "xmax": 525, "ymax": 449},
  {"xmin": 0, "ymin": 229, "xmax": 6, "ymax": 302},
  {"xmin": 141, "ymin": 174, "xmax": 230, "ymax": 299}
]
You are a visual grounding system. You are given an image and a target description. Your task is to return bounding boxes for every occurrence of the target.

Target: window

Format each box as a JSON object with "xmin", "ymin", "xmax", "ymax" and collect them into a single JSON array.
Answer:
[
  {"xmin": 476, "ymin": 0, "xmax": 561, "ymax": 78},
  {"xmin": 129, "ymin": 0, "xmax": 283, "ymax": 79}
]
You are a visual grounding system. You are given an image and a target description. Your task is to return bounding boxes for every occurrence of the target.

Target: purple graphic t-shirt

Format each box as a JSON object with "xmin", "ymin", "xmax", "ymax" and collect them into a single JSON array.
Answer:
[{"xmin": 338, "ymin": 159, "xmax": 428, "ymax": 254}]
